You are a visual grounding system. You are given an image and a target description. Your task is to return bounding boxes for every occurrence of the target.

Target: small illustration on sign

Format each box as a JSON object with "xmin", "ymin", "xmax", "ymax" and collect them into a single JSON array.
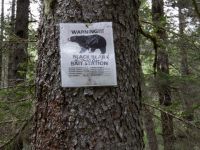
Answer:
[{"xmin": 69, "ymin": 34, "xmax": 107, "ymax": 54}]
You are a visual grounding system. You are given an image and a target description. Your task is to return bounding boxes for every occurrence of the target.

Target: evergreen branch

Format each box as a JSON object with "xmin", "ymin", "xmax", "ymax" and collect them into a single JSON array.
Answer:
[
  {"xmin": 0, "ymin": 84, "xmax": 35, "ymax": 90},
  {"xmin": 0, "ymin": 115, "xmax": 33, "ymax": 149},
  {"xmin": 192, "ymin": 0, "xmax": 200, "ymax": 19},
  {"xmin": 140, "ymin": 20, "xmax": 200, "ymax": 50},
  {"xmin": 0, "ymin": 97, "xmax": 34, "ymax": 104},
  {"xmin": 142, "ymin": 102, "xmax": 200, "ymax": 130}
]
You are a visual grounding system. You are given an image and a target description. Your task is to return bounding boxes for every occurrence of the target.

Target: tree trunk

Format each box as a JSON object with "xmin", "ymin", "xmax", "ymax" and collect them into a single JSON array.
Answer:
[
  {"xmin": 0, "ymin": 0, "xmax": 4, "ymax": 86},
  {"xmin": 1, "ymin": 0, "xmax": 16, "ymax": 88},
  {"xmin": 33, "ymin": 0, "xmax": 144, "ymax": 149},
  {"xmin": 141, "ymin": 74, "xmax": 158, "ymax": 150},
  {"xmin": 8, "ymin": 0, "xmax": 29, "ymax": 85},
  {"xmin": 7, "ymin": 0, "xmax": 29, "ymax": 149},
  {"xmin": 152, "ymin": 0, "xmax": 175, "ymax": 150},
  {"xmin": 0, "ymin": 0, "xmax": 3, "ymax": 42},
  {"xmin": 178, "ymin": 2, "xmax": 194, "ymax": 121},
  {"xmin": 143, "ymin": 107, "xmax": 158, "ymax": 150},
  {"xmin": 10, "ymin": 0, "xmax": 16, "ymax": 32}
]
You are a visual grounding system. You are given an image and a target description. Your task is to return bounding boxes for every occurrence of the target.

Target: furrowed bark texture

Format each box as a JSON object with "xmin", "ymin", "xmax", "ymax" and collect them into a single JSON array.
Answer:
[
  {"xmin": 33, "ymin": 0, "xmax": 144, "ymax": 149},
  {"xmin": 152, "ymin": 0, "xmax": 175, "ymax": 150}
]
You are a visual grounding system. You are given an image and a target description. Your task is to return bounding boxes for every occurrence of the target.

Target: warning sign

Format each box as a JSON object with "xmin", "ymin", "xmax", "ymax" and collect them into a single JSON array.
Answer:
[{"xmin": 59, "ymin": 22, "xmax": 117, "ymax": 87}]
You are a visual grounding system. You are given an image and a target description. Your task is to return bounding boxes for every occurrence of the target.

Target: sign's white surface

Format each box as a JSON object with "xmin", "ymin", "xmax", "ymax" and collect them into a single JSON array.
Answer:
[{"xmin": 59, "ymin": 22, "xmax": 117, "ymax": 87}]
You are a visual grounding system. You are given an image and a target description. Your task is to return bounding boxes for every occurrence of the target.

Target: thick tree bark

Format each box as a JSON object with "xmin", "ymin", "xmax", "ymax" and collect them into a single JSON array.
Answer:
[
  {"xmin": 8, "ymin": 0, "xmax": 30, "ymax": 85},
  {"xmin": 33, "ymin": 0, "xmax": 144, "ymax": 149},
  {"xmin": 152, "ymin": 0, "xmax": 175, "ymax": 150}
]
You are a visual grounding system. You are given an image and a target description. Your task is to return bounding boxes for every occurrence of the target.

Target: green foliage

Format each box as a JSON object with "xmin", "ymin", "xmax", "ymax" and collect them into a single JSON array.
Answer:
[
  {"xmin": 140, "ymin": 0, "xmax": 200, "ymax": 149},
  {"xmin": 44, "ymin": 0, "xmax": 56, "ymax": 15},
  {"xmin": 0, "ymin": 10, "xmax": 37, "ymax": 148}
]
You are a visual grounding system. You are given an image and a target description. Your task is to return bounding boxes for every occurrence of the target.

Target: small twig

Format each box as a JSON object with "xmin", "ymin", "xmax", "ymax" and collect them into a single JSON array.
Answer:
[
  {"xmin": 2, "ymin": 40, "xmax": 37, "ymax": 43},
  {"xmin": 0, "ymin": 84, "xmax": 35, "ymax": 90},
  {"xmin": 0, "ymin": 97, "xmax": 34, "ymax": 104},
  {"xmin": 142, "ymin": 102, "xmax": 200, "ymax": 130},
  {"xmin": 0, "ymin": 119, "xmax": 28, "ymax": 125},
  {"xmin": 143, "ymin": 106, "xmax": 198, "ymax": 141}
]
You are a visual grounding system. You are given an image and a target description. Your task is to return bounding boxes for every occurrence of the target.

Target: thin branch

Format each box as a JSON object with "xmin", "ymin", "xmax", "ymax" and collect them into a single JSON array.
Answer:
[
  {"xmin": 0, "ymin": 119, "xmax": 28, "ymax": 125},
  {"xmin": 0, "ymin": 97, "xmax": 34, "ymax": 104},
  {"xmin": 142, "ymin": 102, "xmax": 200, "ymax": 130},
  {"xmin": 144, "ymin": 106, "xmax": 198, "ymax": 141},
  {"xmin": 0, "ymin": 84, "xmax": 35, "ymax": 90},
  {"xmin": 2, "ymin": 40, "xmax": 37, "ymax": 43}
]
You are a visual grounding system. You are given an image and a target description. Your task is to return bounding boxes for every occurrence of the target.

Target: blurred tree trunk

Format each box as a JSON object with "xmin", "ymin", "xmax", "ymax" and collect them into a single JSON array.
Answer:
[
  {"xmin": 178, "ymin": 1, "xmax": 194, "ymax": 121},
  {"xmin": 152, "ymin": 0, "xmax": 175, "ymax": 150},
  {"xmin": 33, "ymin": 0, "xmax": 144, "ymax": 149},
  {"xmin": 141, "ymin": 74, "xmax": 158, "ymax": 150},
  {"xmin": 8, "ymin": 0, "xmax": 30, "ymax": 85},
  {"xmin": 143, "ymin": 107, "xmax": 158, "ymax": 150},
  {"xmin": 1, "ymin": 0, "xmax": 16, "ymax": 88},
  {"xmin": 0, "ymin": 0, "xmax": 4, "ymax": 87},
  {"xmin": 8, "ymin": 0, "xmax": 29, "ymax": 149},
  {"xmin": 179, "ymin": 5, "xmax": 189, "ymax": 76},
  {"xmin": 10, "ymin": 0, "xmax": 16, "ymax": 32}
]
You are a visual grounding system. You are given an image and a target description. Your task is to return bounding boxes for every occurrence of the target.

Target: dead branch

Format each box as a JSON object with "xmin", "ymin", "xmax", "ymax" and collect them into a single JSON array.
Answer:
[{"xmin": 142, "ymin": 102, "xmax": 200, "ymax": 130}]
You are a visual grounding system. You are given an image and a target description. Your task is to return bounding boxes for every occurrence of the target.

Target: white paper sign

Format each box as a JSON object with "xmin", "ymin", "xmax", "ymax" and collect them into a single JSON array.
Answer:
[{"xmin": 59, "ymin": 22, "xmax": 117, "ymax": 87}]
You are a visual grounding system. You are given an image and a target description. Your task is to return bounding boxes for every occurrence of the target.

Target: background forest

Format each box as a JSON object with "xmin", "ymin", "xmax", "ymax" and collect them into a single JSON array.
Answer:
[{"xmin": 0, "ymin": 0, "xmax": 199, "ymax": 149}]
